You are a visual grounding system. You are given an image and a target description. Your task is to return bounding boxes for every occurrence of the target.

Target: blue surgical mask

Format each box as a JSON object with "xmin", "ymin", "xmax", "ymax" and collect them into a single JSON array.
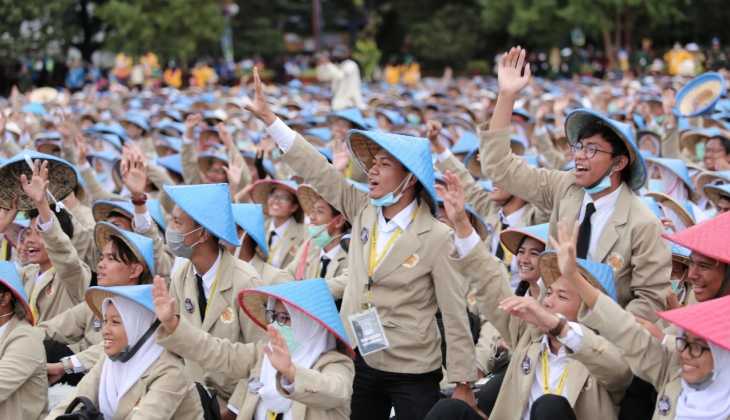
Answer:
[
  {"xmin": 165, "ymin": 226, "xmax": 202, "ymax": 259},
  {"xmin": 583, "ymin": 165, "xmax": 614, "ymax": 196},
  {"xmin": 370, "ymin": 174, "xmax": 413, "ymax": 208},
  {"xmin": 308, "ymin": 225, "xmax": 333, "ymax": 248},
  {"xmin": 273, "ymin": 322, "xmax": 300, "ymax": 353}
]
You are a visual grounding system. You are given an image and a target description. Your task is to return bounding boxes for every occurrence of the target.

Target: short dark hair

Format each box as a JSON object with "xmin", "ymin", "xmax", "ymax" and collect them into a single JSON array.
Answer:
[
  {"xmin": 107, "ymin": 235, "xmax": 147, "ymax": 283},
  {"xmin": 26, "ymin": 206, "xmax": 75, "ymax": 239},
  {"xmin": 709, "ymin": 136, "xmax": 730, "ymax": 155},
  {"xmin": 577, "ymin": 122, "xmax": 631, "ymax": 185}
]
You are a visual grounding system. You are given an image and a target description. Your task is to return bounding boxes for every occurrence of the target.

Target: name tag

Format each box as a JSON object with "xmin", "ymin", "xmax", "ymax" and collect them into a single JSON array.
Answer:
[{"xmin": 348, "ymin": 307, "xmax": 390, "ymax": 356}]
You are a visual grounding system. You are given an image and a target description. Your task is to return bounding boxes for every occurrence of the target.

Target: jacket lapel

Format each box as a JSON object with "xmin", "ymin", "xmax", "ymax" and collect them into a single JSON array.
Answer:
[
  {"xmin": 359, "ymin": 205, "xmax": 377, "ymax": 279},
  {"xmin": 202, "ymin": 252, "xmax": 234, "ymax": 332},
  {"xmin": 373, "ymin": 202, "xmax": 429, "ymax": 281},
  {"xmin": 594, "ymin": 187, "xmax": 631, "ymax": 263},
  {"xmin": 562, "ymin": 359, "xmax": 589, "ymax": 406}
]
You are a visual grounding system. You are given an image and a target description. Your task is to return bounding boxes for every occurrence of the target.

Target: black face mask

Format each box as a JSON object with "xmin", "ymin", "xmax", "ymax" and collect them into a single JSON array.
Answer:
[{"xmin": 108, "ymin": 319, "xmax": 161, "ymax": 363}]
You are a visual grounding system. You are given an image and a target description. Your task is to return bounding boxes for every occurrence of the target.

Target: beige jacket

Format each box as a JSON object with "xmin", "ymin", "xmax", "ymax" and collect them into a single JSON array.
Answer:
[
  {"xmin": 453, "ymin": 243, "xmax": 632, "ymax": 419},
  {"xmin": 158, "ymin": 317, "xmax": 354, "ymax": 420},
  {"xmin": 47, "ymin": 351, "xmax": 203, "ymax": 420},
  {"xmin": 581, "ymin": 293, "xmax": 705, "ymax": 420},
  {"xmin": 169, "ymin": 250, "xmax": 267, "ymax": 399},
  {"xmin": 281, "ymin": 135, "xmax": 477, "ymax": 382},
  {"xmin": 480, "ymin": 127, "xmax": 672, "ymax": 321},
  {"xmin": 38, "ymin": 301, "xmax": 101, "ymax": 357},
  {"xmin": 22, "ymin": 216, "xmax": 92, "ymax": 322},
  {"xmin": 249, "ymin": 254, "xmax": 294, "ymax": 284},
  {"xmin": 265, "ymin": 219, "xmax": 307, "ymax": 269},
  {"xmin": 285, "ymin": 239, "xmax": 348, "ymax": 281},
  {"xmin": 0, "ymin": 317, "xmax": 48, "ymax": 420},
  {"xmin": 180, "ymin": 141, "xmax": 252, "ymax": 193}
]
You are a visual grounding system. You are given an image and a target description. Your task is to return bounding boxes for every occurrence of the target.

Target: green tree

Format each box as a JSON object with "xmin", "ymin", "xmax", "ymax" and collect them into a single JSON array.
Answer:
[
  {"xmin": 408, "ymin": 3, "xmax": 482, "ymax": 68},
  {"xmin": 0, "ymin": 0, "xmax": 73, "ymax": 60},
  {"xmin": 96, "ymin": 0, "xmax": 224, "ymax": 65}
]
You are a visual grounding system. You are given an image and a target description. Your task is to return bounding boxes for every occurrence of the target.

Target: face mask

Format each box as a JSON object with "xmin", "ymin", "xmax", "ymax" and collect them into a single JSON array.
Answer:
[
  {"xmin": 583, "ymin": 166, "xmax": 614, "ymax": 195},
  {"xmin": 273, "ymin": 322, "xmax": 300, "ymax": 353},
  {"xmin": 370, "ymin": 174, "xmax": 413, "ymax": 207},
  {"xmin": 308, "ymin": 225, "xmax": 334, "ymax": 248},
  {"xmin": 696, "ymin": 142, "xmax": 705, "ymax": 160},
  {"xmin": 165, "ymin": 226, "xmax": 202, "ymax": 259}
]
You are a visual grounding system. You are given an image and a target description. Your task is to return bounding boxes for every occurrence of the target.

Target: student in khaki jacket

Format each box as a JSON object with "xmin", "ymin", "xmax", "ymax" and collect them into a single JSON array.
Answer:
[
  {"xmin": 153, "ymin": 277, "xmax": 354, "ymax": 420},
  {"xmin": 560, "ymin": 220, "xmax": 730, "ymax": 420},
  {"xmin": 163, "ymin": 183, "xmax": 269, "ymax": 409},
  {"xmin": 0, "ymin": 262, "xmax": 47, "ymax": 420},
  {"xmin": 0, "ymin": 160, "xmax": 92, "ymax": 323},
  {"xmin": 246, "ymin": 68, "xmax": 477, "ymax": 420},
  {"xmin": 47, "ymin": 285, "xmax": 203, "ymax": 420},
  {"xmin": 41, "ymin": 221, "xmax": 157, "ymax": 384},
  {"xmin": 425, "ymin": 173, "xmax": 631, "ymax": 420}
]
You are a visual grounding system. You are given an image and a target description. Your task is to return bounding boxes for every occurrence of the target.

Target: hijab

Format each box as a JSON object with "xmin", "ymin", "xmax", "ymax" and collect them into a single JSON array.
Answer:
[
  {"xmin": 255, "ymin": 299, "xmax": 336, "ymax": 420},
  {"xmin": 98, "ymin": 296, "xmax": 164, "ymax": 419},
  {"xmin": 676, "ymin": 342, "xmax": 730, "ymax": 420}
]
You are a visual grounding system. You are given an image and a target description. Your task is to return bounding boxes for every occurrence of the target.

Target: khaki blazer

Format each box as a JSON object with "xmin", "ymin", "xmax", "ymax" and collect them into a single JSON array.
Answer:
[
  {"xmin": 453, "ymin": 243, "xmax": 632, "ymax": 419},
  {"xmin": 169, "ymin": 250, "xmax": 268, "ymax": 399},
  {"xmin": 265, "ymin": 219, "xmax": 307, "ymax": 269},
  {"xmin": 158, "ymin": 317, "xmax": 354, "ymax": 420},
  {"xmin": 81, "ymin": 166, "xmax": 124, "ymax": 201},
  {"xmin": 285, "ymin": 239, "xmax": 348, "ymax": 281},
  {"xmin": 133, "ymin": 221, "xmax": 174, "ymax": 278},
  {"xmin": 38, "ymin": 301, "xmax": 101, "ymax": 356},
  {"xmin": 581, "ymin": 294, "xmax": 696, "ymax": 420},
  {"xmin": 480, "ymin": 127, "xmax": 672, "ymax": 321},
  {"xmin": 67, "ymin": 203, "xmax": 98, "ymax": 268},
  {"xmin": 22, "ymin": 217, "xmax": 92, "ymax": 323},
  {"xmin": 46, "ymin": 351, "xmax": 203, "ymax": 420},
  {"xmin": 281, "ymin": 135, "xmax": 477, "ymax": 382},
  {"xmin": 249, "ymin": 254, "xmax": 294, "ymax": 284},
  {"xmin": 0, "ymin": 317, "xmax": 48, "ymax": 420}
]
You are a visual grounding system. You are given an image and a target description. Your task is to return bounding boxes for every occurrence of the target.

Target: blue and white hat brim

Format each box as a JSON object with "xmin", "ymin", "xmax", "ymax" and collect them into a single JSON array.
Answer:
[
  {"xmin": 0, "ymin": 262, "xmax": 33, "ymax": 324},
  {"xmin": 500, "ymin": 223, "xmax": 549, "ymax": 255},
  {"xmin": 539, "ymin": 250, "xmax": 617, "ymax": 302},
  {"xmin": 674, "ymin": 72, "xmax": 727, "ymax": 117},
  {"xmin": 94, "ymin": 221, "xmax": 156, "ymax": 278},
  {"xmin": 85, "ymin": 285, "xmax": 155, "ymax": 319}
]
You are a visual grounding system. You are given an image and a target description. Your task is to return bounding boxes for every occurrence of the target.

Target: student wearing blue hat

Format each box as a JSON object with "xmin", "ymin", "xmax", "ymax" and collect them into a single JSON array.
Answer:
[
  {"xmin": 703, "ymin": 130, "xmax": 730, "ymax": 171},
  {"xmin": 704, "ymin": 183, "xmax": 730, "ymax": 214},
  {"xmin": 0, "ymin": 261, "xmax": 47, "ymax": 420},
  {"xmin": 47, "ymin": 285, "xmax": 203, "ymax": 419},
  {"xmin": 433, "ymin": 185, "xmax": 631, "ymax": 420},
  {"xmin": 326, "ymin": 108, "xmax": 370, "ymax": 183},
  {"xmin": 121, "ymin": 112, "xmax": 156, "ymax": 157},
  {"xmin": 152, "ymin": 277, "xmax": 354, "ymax": 420},
  {"xmin": 41, "ymin": 221, "xmax": 157, "ymax": 386},
  {"xmin": 247, "ymin": 67, "xmax": 478, "ymax": 420},
  {"xmin": 163, "ymin": 182, "xmax": 269, "ymax": 404},
  {"xmin": 0, "ymin": 160, "xmax": 91, "ymax": 323}
]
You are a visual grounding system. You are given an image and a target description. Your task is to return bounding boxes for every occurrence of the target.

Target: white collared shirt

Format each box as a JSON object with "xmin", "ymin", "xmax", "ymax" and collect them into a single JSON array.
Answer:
[
  {"xmin": 524, "ymin": 322, "xmax": 584, "ymax": 420},
  {"xmin": 578, "ymin": 185, "xmax": 623, "ymax": 261},
  {"xmin": 375, "ymin": 199, "xmax": 417, "ymax": 257},
  {"xmin": 491, "ymin": 206, "xmax": 527, "ymax": 255},
  {"xmin": 320, "ymin": 244, "xmax": 342, "ymax": 261},
  {"xmin": 267, "ymin": 217, "xmax": 293, "ymax": 249},
  {"xmin": 194, "ymin": 251, "xmax": 222, "ymax": 299},
  {"xmin": 0, "ymin": 322, "xmax": 8, "ymax": 339}
]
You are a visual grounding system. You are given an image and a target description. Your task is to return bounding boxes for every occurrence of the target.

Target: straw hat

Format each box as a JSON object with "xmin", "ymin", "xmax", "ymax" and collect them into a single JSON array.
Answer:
[
  {"xmin": 500, "ymin": 223, "xmax": 549, "ymax": 256},
  {"xmin": 644, "ymin": 191, "xmax": 696, "ymax": 228},
  {"xmin": 250, "ymin": 179, "xmax": 303, "ymax": 222},
  {"xmin": 92, "ymin": 200, "xmax": 135, "ymax": 223},
  {"xmin": 94, "ymin": 221, "xmax": 156, "ymax": 282},
  {"xmin": 296, "ymin": 184, "xmax": 325, "ymax": 218},
  {"xmin": 538, "ymin": 251, "xmax": 617, "ymax": 301},
  {"xmin": 703, "ymin": 183, "xmax": 730, "ymax": 209},
  {"xmin": 0, "ymin": 151, "xmax": 78, "ymax": 211},
  {"xmin": 85, "ymin": 285, "xmax": 155, "ymax": 320}
]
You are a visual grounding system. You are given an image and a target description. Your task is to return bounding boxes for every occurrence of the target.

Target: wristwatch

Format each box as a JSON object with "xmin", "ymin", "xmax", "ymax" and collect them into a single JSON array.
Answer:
[
  {"xmin": 61, "ymin": 356, "xmax": 75, "ymax": 375},
  {"xmin": 548, "ymin": 313, "xmax": 567, "ymax": 337}
]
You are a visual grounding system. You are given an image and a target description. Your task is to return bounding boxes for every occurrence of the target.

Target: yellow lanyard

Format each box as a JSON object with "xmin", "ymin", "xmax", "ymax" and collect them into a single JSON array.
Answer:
[
  {"xmin": 202, "ymin": 265, "xmax": 223, "ymax": 320},
  {"xmin": 366, "ymin": 209, "xmax": 417, "ymax": 304},
  {"xmin": 29, "ymin": 267, "xmax": 55, "ymax": 322},
  {"xmin": 541, "ymin": 349, "xmax": 569, "ymax": 395}
]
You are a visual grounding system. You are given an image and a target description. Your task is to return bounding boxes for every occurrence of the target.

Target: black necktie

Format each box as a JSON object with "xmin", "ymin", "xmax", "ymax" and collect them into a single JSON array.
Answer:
[
  {"xmin": 576, "ymin": 202, "xmax": 596, "ymax": 259},
  {"xmin": 495, "ymin": 220, "xmax": 510, "ymax": 260},
  {"xmin": 195, "ymin": 274, "xmax": 207, "ymax": 322},
  {"xmin": 319, "ymin": 257, "xmax": 331, "ymax": 278},
  {"xmin": 268, "ymin": 231, "xmax": 277, "ymax": 248}
]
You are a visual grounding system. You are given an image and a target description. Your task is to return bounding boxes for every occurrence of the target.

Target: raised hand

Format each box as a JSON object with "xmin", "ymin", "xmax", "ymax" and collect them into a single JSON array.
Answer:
[
  {"xmin": 332, "ymin": 138, "xmax": 350, "ymax": 172},
  {"xmin": 225, "ymin": 160, "xmax": 243, "ymax": 193},
  {"xmin": 152, "ymin": 275, "xmax": 179, "ymax": 332},
  {"xmin": 548, "ymin": 220, "xmax": 579, "ymax": 282},
  {"xmin": 217, "ymin": 122, "xmax": 235, "ymax": 151},
  {"xmin": 263, "ymin": 324, "xmax": 296, "ymax": 382},
  {"xmin": 121, "ymin": 147, "xmax": 148, "ymax": 197},
  {"xmin": 0, "ymin": 198, "xmax": 18, "ymax": 234},
  {"xmin": 20, "ymin": 160, "xmax": 50, "ymax": 205},
  {"xmin": 426, "ymin": 120, "xmax": 445, "ymax": 153},
  {"xmin": 498, "ymin": 47, "xmax": 531, "ymax": 97},
  {"xmin": 434, "ymin": 171, "xmax": 471, "ymax": 238},
  {"xmin": 499, "ymin": 296, "xmax": 561, "ymax": 333},
  {"xmin": 184, "ymin": 113, "xmax": 203, "ymax": 139},
  {"xmin": 244, "ymin": 67, "xmax": 276, "ymax": 125}
]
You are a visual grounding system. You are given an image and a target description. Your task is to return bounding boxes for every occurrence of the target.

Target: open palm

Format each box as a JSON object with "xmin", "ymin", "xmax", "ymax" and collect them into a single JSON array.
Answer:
[{"xmin": 498, "ymin": 47, "xmax": 531, "ymax": 96}]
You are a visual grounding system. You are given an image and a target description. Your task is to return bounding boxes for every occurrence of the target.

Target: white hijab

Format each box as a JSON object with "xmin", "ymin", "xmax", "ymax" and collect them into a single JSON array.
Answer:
[
  {"xmin": 656, "ymin": 165, "xmax": 689, "ymax": 203},
  {"xmin": 98, "ymin": 297, "xmax": 164, "ymax": 420},
  {"xmin": 255, "ymin": 299, "xmax": 336, "ymax": 420},
  {"xmin": 676, "ymin": 343, "xmax": 730, "ymax": 420}
]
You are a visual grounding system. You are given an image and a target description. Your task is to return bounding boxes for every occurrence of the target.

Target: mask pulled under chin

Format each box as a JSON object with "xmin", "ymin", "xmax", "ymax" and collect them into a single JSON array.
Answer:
[
  {"xmin": 583, "ymin": 166, "xmax": 614, "ymax": 195},
  {"xmin": 369, "ymin": 174, "xmax": 413, "ymax": 208}
]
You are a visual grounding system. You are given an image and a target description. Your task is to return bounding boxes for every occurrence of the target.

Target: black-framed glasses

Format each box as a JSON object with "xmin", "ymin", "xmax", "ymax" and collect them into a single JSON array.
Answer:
[
  {"xmin": 676, "ymin": 337, "xmax": 711, "ymax": 358},
  {"xmin": 570, "ymin": 142, "xmax": 615, "ymax": 159},
  {"xmin": 265, "ymin": 309, "xmax": 291, "ymax": 325}
]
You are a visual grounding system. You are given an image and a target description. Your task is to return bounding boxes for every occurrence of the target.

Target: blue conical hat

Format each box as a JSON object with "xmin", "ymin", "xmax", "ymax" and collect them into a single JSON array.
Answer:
[
  {"xmin": 238, "ymin": 279, "xmax": 354, "ymax": 358},
  {"xmin": 85, "ymin": 285, "xmax": 155, "ymax": 319},
  {"xmin": 347, "ymin": 129, "xmax": 437, "ymax": 210},
  {"xmin": 122, "ymin": 112, "xmax": 150, "ymax": 132},
  {"xmin": 565, "ymin": 108, "xmax": 647, "ymax": 191},
  {"xmin": 92, "ymin": 199, "xmax": 135, "ymax": 222},
  {"xmin": 645, "ymin": 157, "xmax": 694, "ymax": 192},
  {"xmin": 198, "ymin": 148, "xmax": 229, "ymax": 174},
  {"xmin": 163, "ymin": 183, "xmax": 239, "ymax": 245},
  {"xmin": 500, "ymin": 223, "xmax": 549, "ymax": 256},
  {"xmin": 147, "ymin": 199, "xmax": 167, "ymax": 231},
  {"xmin": 329, "ymin": 108, "xmax": 367, "ymax": 129},
  {"xmin": 0, "ymin": 261, "xmax": 33, "ymax": 324},
  {"xmin": 94, "ymin": 221, "xmax": 156, "ymax": 281},
  {"xmin": 671, "ymin": 243, "xmax": 691, "ymax": 265},
  {"xmin": 704, "ymin": 183, "xmax": 730, "ymax": 208},
  {"xmin": 640, "ymin": 196, "xmax": 664, "ymax": 220},
  {"xmin": 644, "ymin": 188, "xmax": 696, "ymax": 228},
  {"xmin": 450, "ymin": 131, "xmax": 478, "ymax": 155},
  {"xmin": 0, "ymin": 151, "xmax": 79, "ymax": 211},
  {"xmin": 375, "ymin": 109, "xmax": 405, "ymax": 126},
  {"xmin": 156, "ymin": 135, "xmax": 182, "ymax": 153},
  {"xmin": 538, "ymin": 251, "xmax": 617, "ymax": 301},
  {"xmin": 231, "ymin": 204, "xmax": 268, "ymax": 257},
  {"xmin": 304, "ymin": 127, "xmax": 332, "ymax": 143},
  {"xmin": 674, "ymin": 72, "xmax": 726, "ymax": 117},
  {"xmin": 156, "ymin": 154, "xmax": 183, "ymax": 176}
]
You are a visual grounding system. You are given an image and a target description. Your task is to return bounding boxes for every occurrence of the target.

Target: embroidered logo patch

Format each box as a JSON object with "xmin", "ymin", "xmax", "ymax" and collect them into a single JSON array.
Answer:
[
  {"xmin": 402, "ymin": 254, "xmax": 419, "ymax": 268},
  {"xmin": 220, "ymin": 307, "xmax": 235, "ymax": 324},
  {"xmin": 606, "ymin": 252, "xmax": 625, "ymax": 272},
  {"xmin": 657, "ymin": 395, "xmax": 671, "ymax": 415}
]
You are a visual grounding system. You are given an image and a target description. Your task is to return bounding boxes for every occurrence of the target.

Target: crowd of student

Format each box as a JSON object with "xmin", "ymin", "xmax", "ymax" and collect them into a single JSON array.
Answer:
[{"xmin": 0, "ymin": 45, "xmax": 729, "ymax": 420}]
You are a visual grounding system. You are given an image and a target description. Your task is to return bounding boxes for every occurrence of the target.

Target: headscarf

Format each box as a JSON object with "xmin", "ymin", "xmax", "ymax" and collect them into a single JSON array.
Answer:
[
  {"xmin": 254, "ymin": 299, "xmax": 336, "ymax": 420},
  {"xmin": 98, "ymin": 296, "xmax": 164, "ymax": 419},
  {"xmin": 655, "ymin": 165, "xmax": 689, "ymax": 203},
  {"xmin": 676, "ymin": 342, "xmax": 730, "ymax": 420}
]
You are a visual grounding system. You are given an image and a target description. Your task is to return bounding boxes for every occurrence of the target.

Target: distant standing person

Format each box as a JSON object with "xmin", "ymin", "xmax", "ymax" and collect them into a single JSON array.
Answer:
[{"xmin": 316, "ymin": 49, "xmax": 365, "ymax": 111}]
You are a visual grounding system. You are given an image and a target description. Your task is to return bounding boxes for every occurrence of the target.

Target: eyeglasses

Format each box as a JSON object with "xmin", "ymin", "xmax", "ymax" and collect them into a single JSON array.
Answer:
[
  {"xmin": 676, "ymin": 337, "xmax": 711, "ymax": 358},
  {"xmin": 265, "ymin": 309, "xmax": 291, "ymax": 325},
  {"xmin": 268, "ymin": 193, "xmax": 294, "ymax": 204},
  {"xmin": 570, "ymin": 142, "xmax": 615, "ymax": 159}
]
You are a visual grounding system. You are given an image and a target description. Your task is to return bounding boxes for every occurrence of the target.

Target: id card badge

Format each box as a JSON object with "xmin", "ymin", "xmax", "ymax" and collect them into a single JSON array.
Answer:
[{"xmin": 348, "ymin": 307, "xmax": 390, "ymax": 356}]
